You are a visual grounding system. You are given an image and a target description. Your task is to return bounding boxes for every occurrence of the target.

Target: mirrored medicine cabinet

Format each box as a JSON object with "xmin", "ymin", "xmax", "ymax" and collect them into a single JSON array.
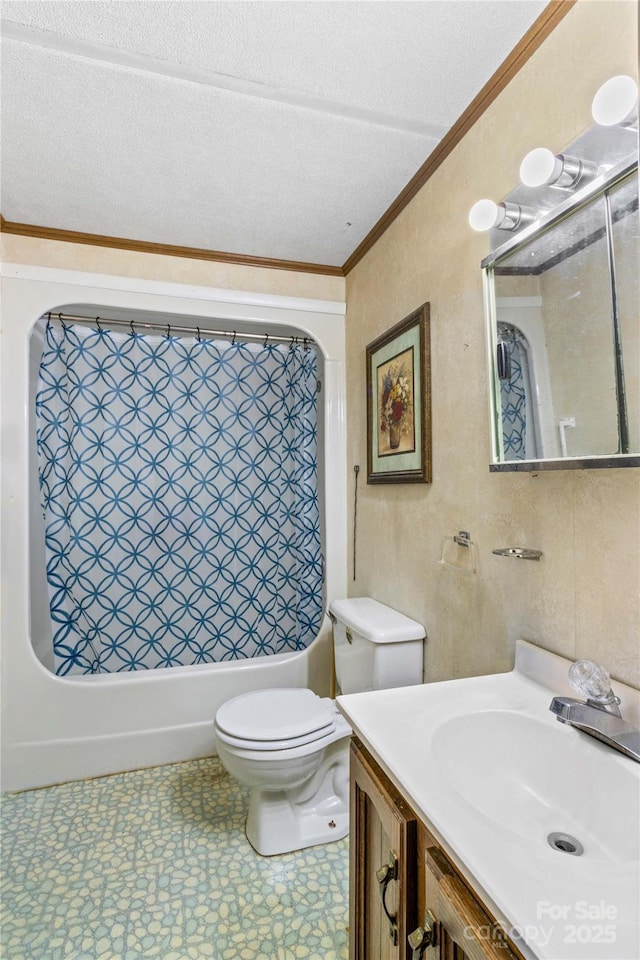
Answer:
[{"xmin": 482, "ymin": 135, "xmax": 639, "ymax": 472}]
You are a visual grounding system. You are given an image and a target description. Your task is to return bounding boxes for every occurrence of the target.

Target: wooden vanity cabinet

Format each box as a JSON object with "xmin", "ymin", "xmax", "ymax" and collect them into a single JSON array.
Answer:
[
  {"xmin": 350, "ymin": 737, "xmax": 418, "ymax": 959},
  {"xmin": 350, "ymin": 739, "xmax": 524, "ymax": 960},
  {"xmin": 416, "ymin": 832, "xmax": 522, "ymax": 960}
]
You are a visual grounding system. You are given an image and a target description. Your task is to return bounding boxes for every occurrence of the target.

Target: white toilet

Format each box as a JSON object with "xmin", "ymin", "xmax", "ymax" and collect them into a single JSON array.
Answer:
[{"xmin": 214, "ymin": 597, "xmax": 425, "ymax": 856}]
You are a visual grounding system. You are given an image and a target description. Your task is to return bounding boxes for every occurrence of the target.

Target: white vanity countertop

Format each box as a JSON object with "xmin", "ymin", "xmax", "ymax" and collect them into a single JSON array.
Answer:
[{"xmin": 337, "ymin": 641, "xmax": 640, "ymax": 960}]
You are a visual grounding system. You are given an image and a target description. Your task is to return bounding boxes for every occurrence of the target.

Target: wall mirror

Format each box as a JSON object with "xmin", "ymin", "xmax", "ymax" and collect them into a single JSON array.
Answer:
[{"xmin": 478, "ymin": 83, "xmax": 639, "ymax": 471}]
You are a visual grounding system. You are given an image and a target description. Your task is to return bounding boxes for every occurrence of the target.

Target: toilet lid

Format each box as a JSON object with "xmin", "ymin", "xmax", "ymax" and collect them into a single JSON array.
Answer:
[
  {"xmin": 215, "ymin": 724, "xmax": 337, "ymax": 752},
  {"xmin": 215, "ymin": 688, "xmax": 334, "ymax": 742}
]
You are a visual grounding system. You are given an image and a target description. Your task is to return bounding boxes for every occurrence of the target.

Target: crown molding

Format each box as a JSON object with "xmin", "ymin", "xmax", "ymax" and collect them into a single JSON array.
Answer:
[
  {"xmin": 0, "ymin": 216, "xmax": 345, "ymax": 278},
  {"xmin": 341, "ymin": 0, "xmax": 577, "ymax": 275},
  {"xmin": 0, "ymin": 1, "xmax": 575, "ymax": 281}
]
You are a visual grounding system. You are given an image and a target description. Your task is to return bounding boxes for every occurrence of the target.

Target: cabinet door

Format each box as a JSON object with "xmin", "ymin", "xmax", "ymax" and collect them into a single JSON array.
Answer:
[
  {"xmin": 414, "ymin": 842, "xmax": 522, "ymax": 960},
  {"xmin": 350, "ymin": 739, "xmax": 418, "ymax": 960}
]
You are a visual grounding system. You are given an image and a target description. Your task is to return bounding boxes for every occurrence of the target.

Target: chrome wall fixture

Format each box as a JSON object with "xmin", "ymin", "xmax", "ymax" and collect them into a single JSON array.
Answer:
[
  {"xmin": 492, "ymin": 548, "xmax": 543, "ymax": 561},
  {"xmin": 468, "ymin": 75, "xmax": 639, "ymax": 234}
]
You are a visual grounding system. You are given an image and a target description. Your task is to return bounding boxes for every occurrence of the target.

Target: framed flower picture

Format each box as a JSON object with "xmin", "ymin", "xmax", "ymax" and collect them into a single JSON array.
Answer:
[{"xmin": 366, "ymin": 303, "xmax": 431, "ymax": 483}]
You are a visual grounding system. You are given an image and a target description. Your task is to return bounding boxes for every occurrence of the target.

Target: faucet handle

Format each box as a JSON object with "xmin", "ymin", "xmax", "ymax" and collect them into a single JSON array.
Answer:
[{"xmin": 569, "ymin": 660, "xmax": 621, "ymax": 711}]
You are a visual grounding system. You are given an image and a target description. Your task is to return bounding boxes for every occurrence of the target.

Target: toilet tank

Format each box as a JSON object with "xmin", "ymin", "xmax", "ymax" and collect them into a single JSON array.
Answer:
[{"xmin": 328, "ymin": 597, "xmax": 425, "ymax": 695}]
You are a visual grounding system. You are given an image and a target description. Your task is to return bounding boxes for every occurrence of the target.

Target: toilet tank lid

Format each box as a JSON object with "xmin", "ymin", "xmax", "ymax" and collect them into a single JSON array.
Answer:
[{"xmin": 329, "ymin": 598, "xmax": 425, "ymax": 644}]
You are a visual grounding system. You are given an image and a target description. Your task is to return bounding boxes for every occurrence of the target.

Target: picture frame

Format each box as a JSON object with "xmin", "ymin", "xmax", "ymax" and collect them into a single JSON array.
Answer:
[{"xmin": 366, "ymin": 303, "xmax": 431, "ymax": 484}]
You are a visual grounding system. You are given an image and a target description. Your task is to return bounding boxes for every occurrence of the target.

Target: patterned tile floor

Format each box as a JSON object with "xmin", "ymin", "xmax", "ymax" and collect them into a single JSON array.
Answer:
[{"xmin": 0, "ymin": 757, "xmax": 349, "ymax": 960}]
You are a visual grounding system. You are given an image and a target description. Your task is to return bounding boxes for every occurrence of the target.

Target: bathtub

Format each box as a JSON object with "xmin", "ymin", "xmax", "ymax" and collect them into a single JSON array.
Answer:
[
  {"xmin": 1, "ymin": 264, "xmax": 346, "ymax": 792},
  {"xmin": 3, "ymin": 641, "xmax": 333, "ymax": 792}
]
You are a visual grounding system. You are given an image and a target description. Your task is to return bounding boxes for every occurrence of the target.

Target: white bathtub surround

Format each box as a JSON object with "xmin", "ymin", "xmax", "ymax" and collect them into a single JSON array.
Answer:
[{"xmin": 0, "ymin": 263, "xmax": 346, "ymax": 792}]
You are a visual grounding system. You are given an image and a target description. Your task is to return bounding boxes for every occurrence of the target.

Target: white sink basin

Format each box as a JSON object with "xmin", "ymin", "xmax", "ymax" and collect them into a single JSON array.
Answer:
[
  {"xmin": 431, "ymin": 709, "xmax": 640, "ymax": 862},
  {"xmin": 338, "ymin": 641, "xmax": 640, "ymax": 960}
]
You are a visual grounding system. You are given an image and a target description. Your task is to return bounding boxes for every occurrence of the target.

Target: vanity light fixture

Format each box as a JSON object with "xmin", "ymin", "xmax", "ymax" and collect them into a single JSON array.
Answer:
[
  {"xmin": 468, "ymin": 199, "xmax": 534, "ymax": 232},
  {"xmin": 519, "ymin": 147, "xmax": 597, "ymax": 190},
  {"xmin": 591, "ymin": 74, "xmax": 638, "ymax": 128}
]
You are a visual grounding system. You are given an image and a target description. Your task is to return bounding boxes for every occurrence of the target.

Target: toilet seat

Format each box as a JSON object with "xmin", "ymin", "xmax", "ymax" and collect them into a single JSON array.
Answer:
[
  {"xmin": 215, "ymin": 688, "xmax": 335, "ymax": 751},
  {"xmin": 215, "ymin": 724, "xmax": 335, "ymax": 751}
]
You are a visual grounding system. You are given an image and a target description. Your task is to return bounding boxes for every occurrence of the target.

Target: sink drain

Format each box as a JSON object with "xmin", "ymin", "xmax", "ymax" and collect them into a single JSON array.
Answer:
[{"xmin": 547, "ymin": 832, "xmax": 584, "ymax": 856}]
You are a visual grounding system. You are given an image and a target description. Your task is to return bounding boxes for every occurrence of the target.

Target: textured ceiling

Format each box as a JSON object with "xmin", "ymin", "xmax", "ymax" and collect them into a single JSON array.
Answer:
[{"xmin": 1, "ymin": 1, "xmax": 548, "ymax": 268}]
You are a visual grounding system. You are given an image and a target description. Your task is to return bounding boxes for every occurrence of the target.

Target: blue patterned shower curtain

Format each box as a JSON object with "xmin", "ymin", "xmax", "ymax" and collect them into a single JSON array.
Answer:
[
  {"xmin": 36, "ymin": 320, "xmax": 323, "ymax": 675},
  {"xmin": 500, "ymin": 337, "xmax": 538, "ymax": 460}
]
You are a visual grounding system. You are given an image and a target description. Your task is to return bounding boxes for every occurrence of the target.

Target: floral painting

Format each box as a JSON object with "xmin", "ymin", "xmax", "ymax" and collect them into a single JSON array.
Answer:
[
  {"xmin": 377, "ymin": 348, "xmax": 415, "ymax": 456},
  {"xmin": 366, "ymin": 303, "xmax": 431, "ymax": 484}
]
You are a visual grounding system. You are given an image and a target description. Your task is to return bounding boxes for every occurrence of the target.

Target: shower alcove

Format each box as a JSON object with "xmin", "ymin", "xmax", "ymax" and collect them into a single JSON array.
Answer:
[{"xmin": 1, "ymin": 264, "xmax": 347, "ymax": 791}]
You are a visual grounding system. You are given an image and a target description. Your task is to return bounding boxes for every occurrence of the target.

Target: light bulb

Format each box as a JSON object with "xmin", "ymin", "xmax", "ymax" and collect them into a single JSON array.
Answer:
[
  {"xmin": 468, "ymin": 199, "xmax": 534, "ymax": 232},
  {"xmin": 519, "ymin": 147, "xmax": 597, "ymax": 190},
  {"xmin": 592, "ymin": 75, "xmax": 638, "ymax": 127},
  {"xmin": 519, "ymin": 147, "xmax": 563, "ymax": 187},
  {"xmin": 468, "ymin": 199, "xmax": 500, "ymax": 232}
]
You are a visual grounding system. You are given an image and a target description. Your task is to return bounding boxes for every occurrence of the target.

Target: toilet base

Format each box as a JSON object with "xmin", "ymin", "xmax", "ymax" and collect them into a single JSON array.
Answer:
[
  {"xmin": 245, "ymin": 786, "xmax": 349, "ymax": 856},
  {"xmin": 244, "ymin": 739, "xmax": 350, "ymax": 856}
]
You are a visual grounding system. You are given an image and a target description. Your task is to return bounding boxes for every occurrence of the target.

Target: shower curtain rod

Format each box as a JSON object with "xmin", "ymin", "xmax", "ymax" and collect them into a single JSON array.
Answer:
[{"xmin": 46, "ymin": 312, "xmax": 317, "ymax": 347}]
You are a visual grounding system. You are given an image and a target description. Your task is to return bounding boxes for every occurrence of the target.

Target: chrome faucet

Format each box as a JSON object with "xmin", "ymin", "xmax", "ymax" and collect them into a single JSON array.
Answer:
[{"xmin": 550, "ymin": 660, "xmax": 640, "ymax": 763}]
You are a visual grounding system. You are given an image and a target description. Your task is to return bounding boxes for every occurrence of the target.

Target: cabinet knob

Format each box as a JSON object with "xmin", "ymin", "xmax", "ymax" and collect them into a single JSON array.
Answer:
[{"xmin": 408, "ymin": 911, "xmax": 437, "ymax": 959}]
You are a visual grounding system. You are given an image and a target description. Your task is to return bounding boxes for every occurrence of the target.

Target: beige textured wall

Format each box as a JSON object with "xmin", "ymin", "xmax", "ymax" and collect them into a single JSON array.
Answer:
[
  {"xmin": 0, "ymin": 234, "xmax": 346, "ymax": 302},
  {"xmin": 345, "ymin": 1, "xmax": 640, "ymax": 687}
]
